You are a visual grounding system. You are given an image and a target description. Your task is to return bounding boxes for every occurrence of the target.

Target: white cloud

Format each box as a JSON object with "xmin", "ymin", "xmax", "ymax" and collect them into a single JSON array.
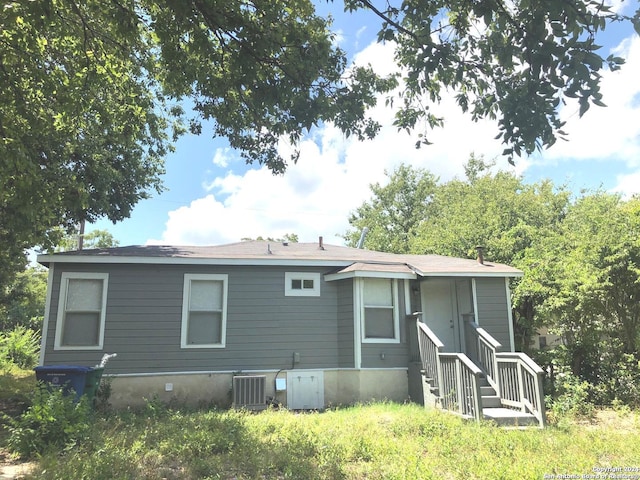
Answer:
[
  {"xmin": 530, "ymin": 35, "xmax": 640, "ymax": 165},
  {"xmin": 211, "ymin": 148, "xmax": 233, "ymax": 168},
  {"xmin": 149, "ymin": 41, "xmax": 511, "ymax": 246},
  {"xmin": 150, "ymin": 32, "xmax": 640, "ymax": 246},
  {"xmin": 612, "ymin": 171, "xmax": 640, "ymax": 199}
]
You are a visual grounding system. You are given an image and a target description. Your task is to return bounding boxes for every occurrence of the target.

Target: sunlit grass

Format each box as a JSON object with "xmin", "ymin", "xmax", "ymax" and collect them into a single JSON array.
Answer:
[{"xmin": 9, "ymin": 402, "xmax": 637, "ymax": 480}]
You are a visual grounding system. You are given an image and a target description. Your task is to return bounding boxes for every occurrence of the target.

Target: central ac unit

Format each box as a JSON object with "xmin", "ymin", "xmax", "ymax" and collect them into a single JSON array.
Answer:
[{"xmin": 233, "ymin": 375, "xmax": 267, "ymax": 411}]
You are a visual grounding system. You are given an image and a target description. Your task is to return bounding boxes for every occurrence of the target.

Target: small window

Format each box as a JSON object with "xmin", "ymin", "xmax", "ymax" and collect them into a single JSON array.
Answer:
[
  {"xmin": 54, "ymin": 273, "xmax": 108, "ymax": 350},
  {"xmin": 181, "ymin": 274, "xmax": 228, "ymax": 348},
  {"xmin": 538, "ymin": 336, "xmax": 547, "ymax": 348},
  {"xmin": 285, "ymin": 272, "xmax": 320, "ymax": 296},
  {"xmin": 362, "ymin": 278, "xmax": 399, "ymax": 342}
]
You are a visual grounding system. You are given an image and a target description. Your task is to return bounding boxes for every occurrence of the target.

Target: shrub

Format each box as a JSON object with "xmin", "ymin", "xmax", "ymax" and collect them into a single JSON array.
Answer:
[
  {"xmin": 6, "ymin": 386, "xmax": 92, "ymax": 458},
  {"xmin": 0, "ymin": 325, "xmax": 40, "ymax": 369},
  {"xmin": 549, "ymin": 372, "xmax": 594, "ymax": 419}
]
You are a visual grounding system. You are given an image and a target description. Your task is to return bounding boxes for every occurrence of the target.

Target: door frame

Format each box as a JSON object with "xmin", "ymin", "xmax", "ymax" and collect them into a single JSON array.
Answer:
[{"xmin": 419, "ymin": 278, "xmax": 463, "ymax": 352}]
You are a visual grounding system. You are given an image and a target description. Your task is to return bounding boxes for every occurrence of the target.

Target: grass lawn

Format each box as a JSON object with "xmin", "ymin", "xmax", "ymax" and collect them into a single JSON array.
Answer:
[{"xmin": 2, "ymin": 400, "xmax": 638, "ymax": 480}]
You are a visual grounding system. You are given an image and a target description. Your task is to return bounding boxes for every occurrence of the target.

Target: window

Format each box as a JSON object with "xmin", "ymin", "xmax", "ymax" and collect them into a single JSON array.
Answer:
[
  {"xmin": 54, "ymin": 272, "xmax": 108, "ymax": 350},
  {"xmin": 285, "ymin": 272, "xmax": 320, "ymax": 296},
  {"xmin": 362, "ymin": 278, "xmax": 399, "ymax": 342},
  {"xmin": 181, "ymin": 274, "xmax": 228, "ymax": 348}
]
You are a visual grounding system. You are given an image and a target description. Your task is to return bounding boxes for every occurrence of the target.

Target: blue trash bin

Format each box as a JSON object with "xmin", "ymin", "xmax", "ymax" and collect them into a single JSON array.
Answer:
[{"xmin": 34, "ymin": 365, "xmax": 93, "ymax": 401}]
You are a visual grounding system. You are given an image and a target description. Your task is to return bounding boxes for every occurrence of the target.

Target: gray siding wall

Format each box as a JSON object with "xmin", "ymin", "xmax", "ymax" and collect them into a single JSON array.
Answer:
[
  {"xmin": 336, "ymin": 279, "xmax": 354, "ymax": 368},
  {"xmin": 361, "ymin": 280, "xmax": 410, "ymax": 368},
  {"xmin": 43, "ymin": 263, "xmax": 345, "ymax": 374},
  {"xmin": 475, "ymin": 277, "xmax": 512, "ymax": 350}
]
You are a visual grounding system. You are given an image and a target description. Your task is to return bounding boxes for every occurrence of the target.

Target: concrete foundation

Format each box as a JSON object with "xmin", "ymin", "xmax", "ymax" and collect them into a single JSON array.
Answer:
[{"xmin": 105, "ymin": 369, "xmax": 409, "ymax": 409}]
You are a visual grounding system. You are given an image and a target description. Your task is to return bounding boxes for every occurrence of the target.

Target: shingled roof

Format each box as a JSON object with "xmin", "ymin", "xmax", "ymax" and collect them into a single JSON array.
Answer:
[{"xmin": 37, "ymin": 240, "xmax": 522, "ymax": 277}]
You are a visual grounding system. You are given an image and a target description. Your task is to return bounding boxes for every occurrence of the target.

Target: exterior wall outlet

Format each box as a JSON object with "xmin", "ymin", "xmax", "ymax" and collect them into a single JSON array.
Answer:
[
  {"xmin": 165, "ymin": 383, "xmax": 173, "ymax": 392},
  {"xmin": 293, "ymin": 352, "xmax": 300, "ymax": 364}
]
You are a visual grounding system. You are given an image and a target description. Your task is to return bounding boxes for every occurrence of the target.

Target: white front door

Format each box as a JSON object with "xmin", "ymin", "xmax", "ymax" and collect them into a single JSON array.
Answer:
[{"xmin": 420, "ymin": 279, "xmax": 459, "ymax": 352}]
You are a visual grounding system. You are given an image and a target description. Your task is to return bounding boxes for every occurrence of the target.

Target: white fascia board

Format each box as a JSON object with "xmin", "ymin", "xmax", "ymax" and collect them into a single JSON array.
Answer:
[
  {"xmin": 37, "ymin": 254, "xmax": 353, "ymax": 268},
  {"xmin": 39, "ymin": 264, "xmax": 54, "ymax": 366},
  {"xmin": 324, "ymin": 271, "xmax": 417, "ymax": 282},
  {"xmin": 417, "ymin": 271, "xmax": 523, "ymax": 278}
]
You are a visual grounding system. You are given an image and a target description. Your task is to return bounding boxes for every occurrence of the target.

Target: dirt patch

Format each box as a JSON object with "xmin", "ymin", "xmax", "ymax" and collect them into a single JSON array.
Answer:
[
  {"xmin": 0, "ymin": 462, "xmax": 35, "ymax": 480},
  {"xmin": 576, "ymin": 409, "xmax": 640, "ymax": 433},
  {"xmin": 0, "ymin": 449, "xmax": 34, "ymax": 480}
]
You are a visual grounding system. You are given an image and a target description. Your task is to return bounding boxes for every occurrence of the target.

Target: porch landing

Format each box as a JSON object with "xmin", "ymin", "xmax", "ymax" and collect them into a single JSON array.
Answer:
[{"xmin": 482, "ymin": 408, "xmax": 540, "ymax": 427}]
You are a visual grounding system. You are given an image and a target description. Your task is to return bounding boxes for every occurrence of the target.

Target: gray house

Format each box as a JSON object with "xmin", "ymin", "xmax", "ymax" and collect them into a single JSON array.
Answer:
[{"xmin": 37, "ymin": 239, "xmax": 545, "ymax": 425}]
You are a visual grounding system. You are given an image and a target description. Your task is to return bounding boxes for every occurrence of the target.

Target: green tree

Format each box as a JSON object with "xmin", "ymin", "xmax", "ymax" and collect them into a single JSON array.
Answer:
[
  {"xmin": 0, "ymin": 0, "xmax": 393, "ymax": 292},
  {"xmin": 412, "ymin": 158, "xmax": 570, "ymax": 264},
  {"xmin": 2, "ymin": 0, "xmax": 639, "ymax": 293},
  {"xmin": 522, "ymin": 193, "xmax": 640, "ymax": 400},
  {"xmin": 241, "ymin": 233, "xmax": 299, "ymax": 243},
  {"xmin": 346, "ymin": 158, "xmax": 571, "ymax": 350},
  {"xmin": 343, "ymin": 164, "xmax": 439, "ymax": 253},
  {"xmin": 54, "ymin": 229, "xmax": 120, "ymax": 253},
  {"xmin": 1, "ymin": 1, "xmax": 168, "ymax": 291},
  {"xmin": 0, "ymin": 266, "xmax": 47, "ymax": 332}
]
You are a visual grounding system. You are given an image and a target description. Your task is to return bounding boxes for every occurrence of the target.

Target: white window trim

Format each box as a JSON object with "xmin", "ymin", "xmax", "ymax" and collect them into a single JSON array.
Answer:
[
  {"xmin": 54, "ymin": 272, "xmax": 109, "ymax": 351},
  {"xmin": 181, "ymin": 273, "xmax": 228, "ymax": 349},
  {"xmin": 360, "ymin": 278, "xmax": 400, "ymax": 344},
  {"xmin": 284, "ymin": 272, "xmax": 321, "ymax": 297}
]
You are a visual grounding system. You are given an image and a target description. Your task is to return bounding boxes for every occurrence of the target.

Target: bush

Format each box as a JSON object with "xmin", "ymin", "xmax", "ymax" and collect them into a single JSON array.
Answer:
[
  {"xmin": 0, "ymin": 325, "xmax": 40, "ymax": 369},
  {"xmin": 6, "ymin": 386, "xmax": 92, "ymax": 458},
  {"xmin": 548, "ymin": 372, "xmax": 594, "ymax": 419}
]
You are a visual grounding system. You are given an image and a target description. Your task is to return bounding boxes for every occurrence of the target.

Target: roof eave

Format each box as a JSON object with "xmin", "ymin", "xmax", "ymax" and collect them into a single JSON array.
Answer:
[
  {"xmin": 324, "ymin": 271, "xmax": 418, "ymax": 282},
  {"xmin": 418, "ymin": 271, "xmax": 523, "ymax": 278},
  {"xmin": 36, "ymin": 254, "xmax": 354, "ymax": 268}
]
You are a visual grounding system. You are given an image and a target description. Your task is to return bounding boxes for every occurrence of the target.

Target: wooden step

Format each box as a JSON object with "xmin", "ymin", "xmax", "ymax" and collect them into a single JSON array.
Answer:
[
  {"xmin": 480, "ymin": 385, "xmax": 496, "ymax": 396},
  {"xmin": 481, "ymin": 395, "xmax": 502, "ymax": 408},
  {"xmin": 482, "ymin": 408, "xmax": 540, "ymax": 427}
]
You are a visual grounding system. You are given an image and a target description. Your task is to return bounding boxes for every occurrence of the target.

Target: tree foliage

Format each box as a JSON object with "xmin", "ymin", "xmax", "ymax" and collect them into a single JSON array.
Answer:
[
  {"xmin": 2, "ymin": 0, "xmax": 639, "ymax": 293},
  {"xmin": 346, "ymin": 162, "xmax": 640, "ymax": 406},
  {"xmin": 347, "ymin": 0, "xmax": 640, "ymax": 161},
  {"xmin": 343, "ymin": 164, "xmax": 439, "ymax": 253},
  {"xmin": 520, "ymin": 193, "xmax": 640, "ymax": 405},
  {"xmin": 345, "ymin": 158, "xmax": 570, "ymax": 349},
  {"xmin": 0, "ymin": 0, "xmax": 392, "ymax": 290},
  {"xmin": 1, "ymin": 1, "xmax": 168, "ymax": 289},
  {"xmin": 54, "ymin": 229, "xmax": 120, "ymax": 253},
  {"xmin": 241, "ymin": 233, "xmax": 299, "ymax": 243},
  {"xmin": 0, "ymin": 266, "xmax": 47, "ymax": 332}
]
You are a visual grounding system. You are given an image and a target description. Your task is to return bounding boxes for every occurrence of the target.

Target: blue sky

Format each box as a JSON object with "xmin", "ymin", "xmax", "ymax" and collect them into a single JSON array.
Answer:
[{"xmin": 92, "ymin": 1, "xmax": 640, "ymax": 247}]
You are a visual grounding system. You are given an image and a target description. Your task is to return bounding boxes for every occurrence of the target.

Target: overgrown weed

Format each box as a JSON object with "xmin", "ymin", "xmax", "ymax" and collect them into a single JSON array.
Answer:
[{"xmin": 4, "ymin": 401, "xmax": 639, "ymax": 479}]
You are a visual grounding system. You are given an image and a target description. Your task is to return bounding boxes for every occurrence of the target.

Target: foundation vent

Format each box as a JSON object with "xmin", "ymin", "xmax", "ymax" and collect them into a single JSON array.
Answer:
[{"xmin": 233, "ymin": 375, "xmax": 267, "ymax": 410}]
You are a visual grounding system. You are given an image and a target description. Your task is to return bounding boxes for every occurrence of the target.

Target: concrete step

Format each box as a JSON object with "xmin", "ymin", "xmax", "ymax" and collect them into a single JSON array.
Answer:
[
  {"xmin": 482, "ymin": 408, "xmax": 540, "ymax": 427},
  {"xmin": 481, "ymin": 395, "xmax": 502, "ymax": 408}
]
